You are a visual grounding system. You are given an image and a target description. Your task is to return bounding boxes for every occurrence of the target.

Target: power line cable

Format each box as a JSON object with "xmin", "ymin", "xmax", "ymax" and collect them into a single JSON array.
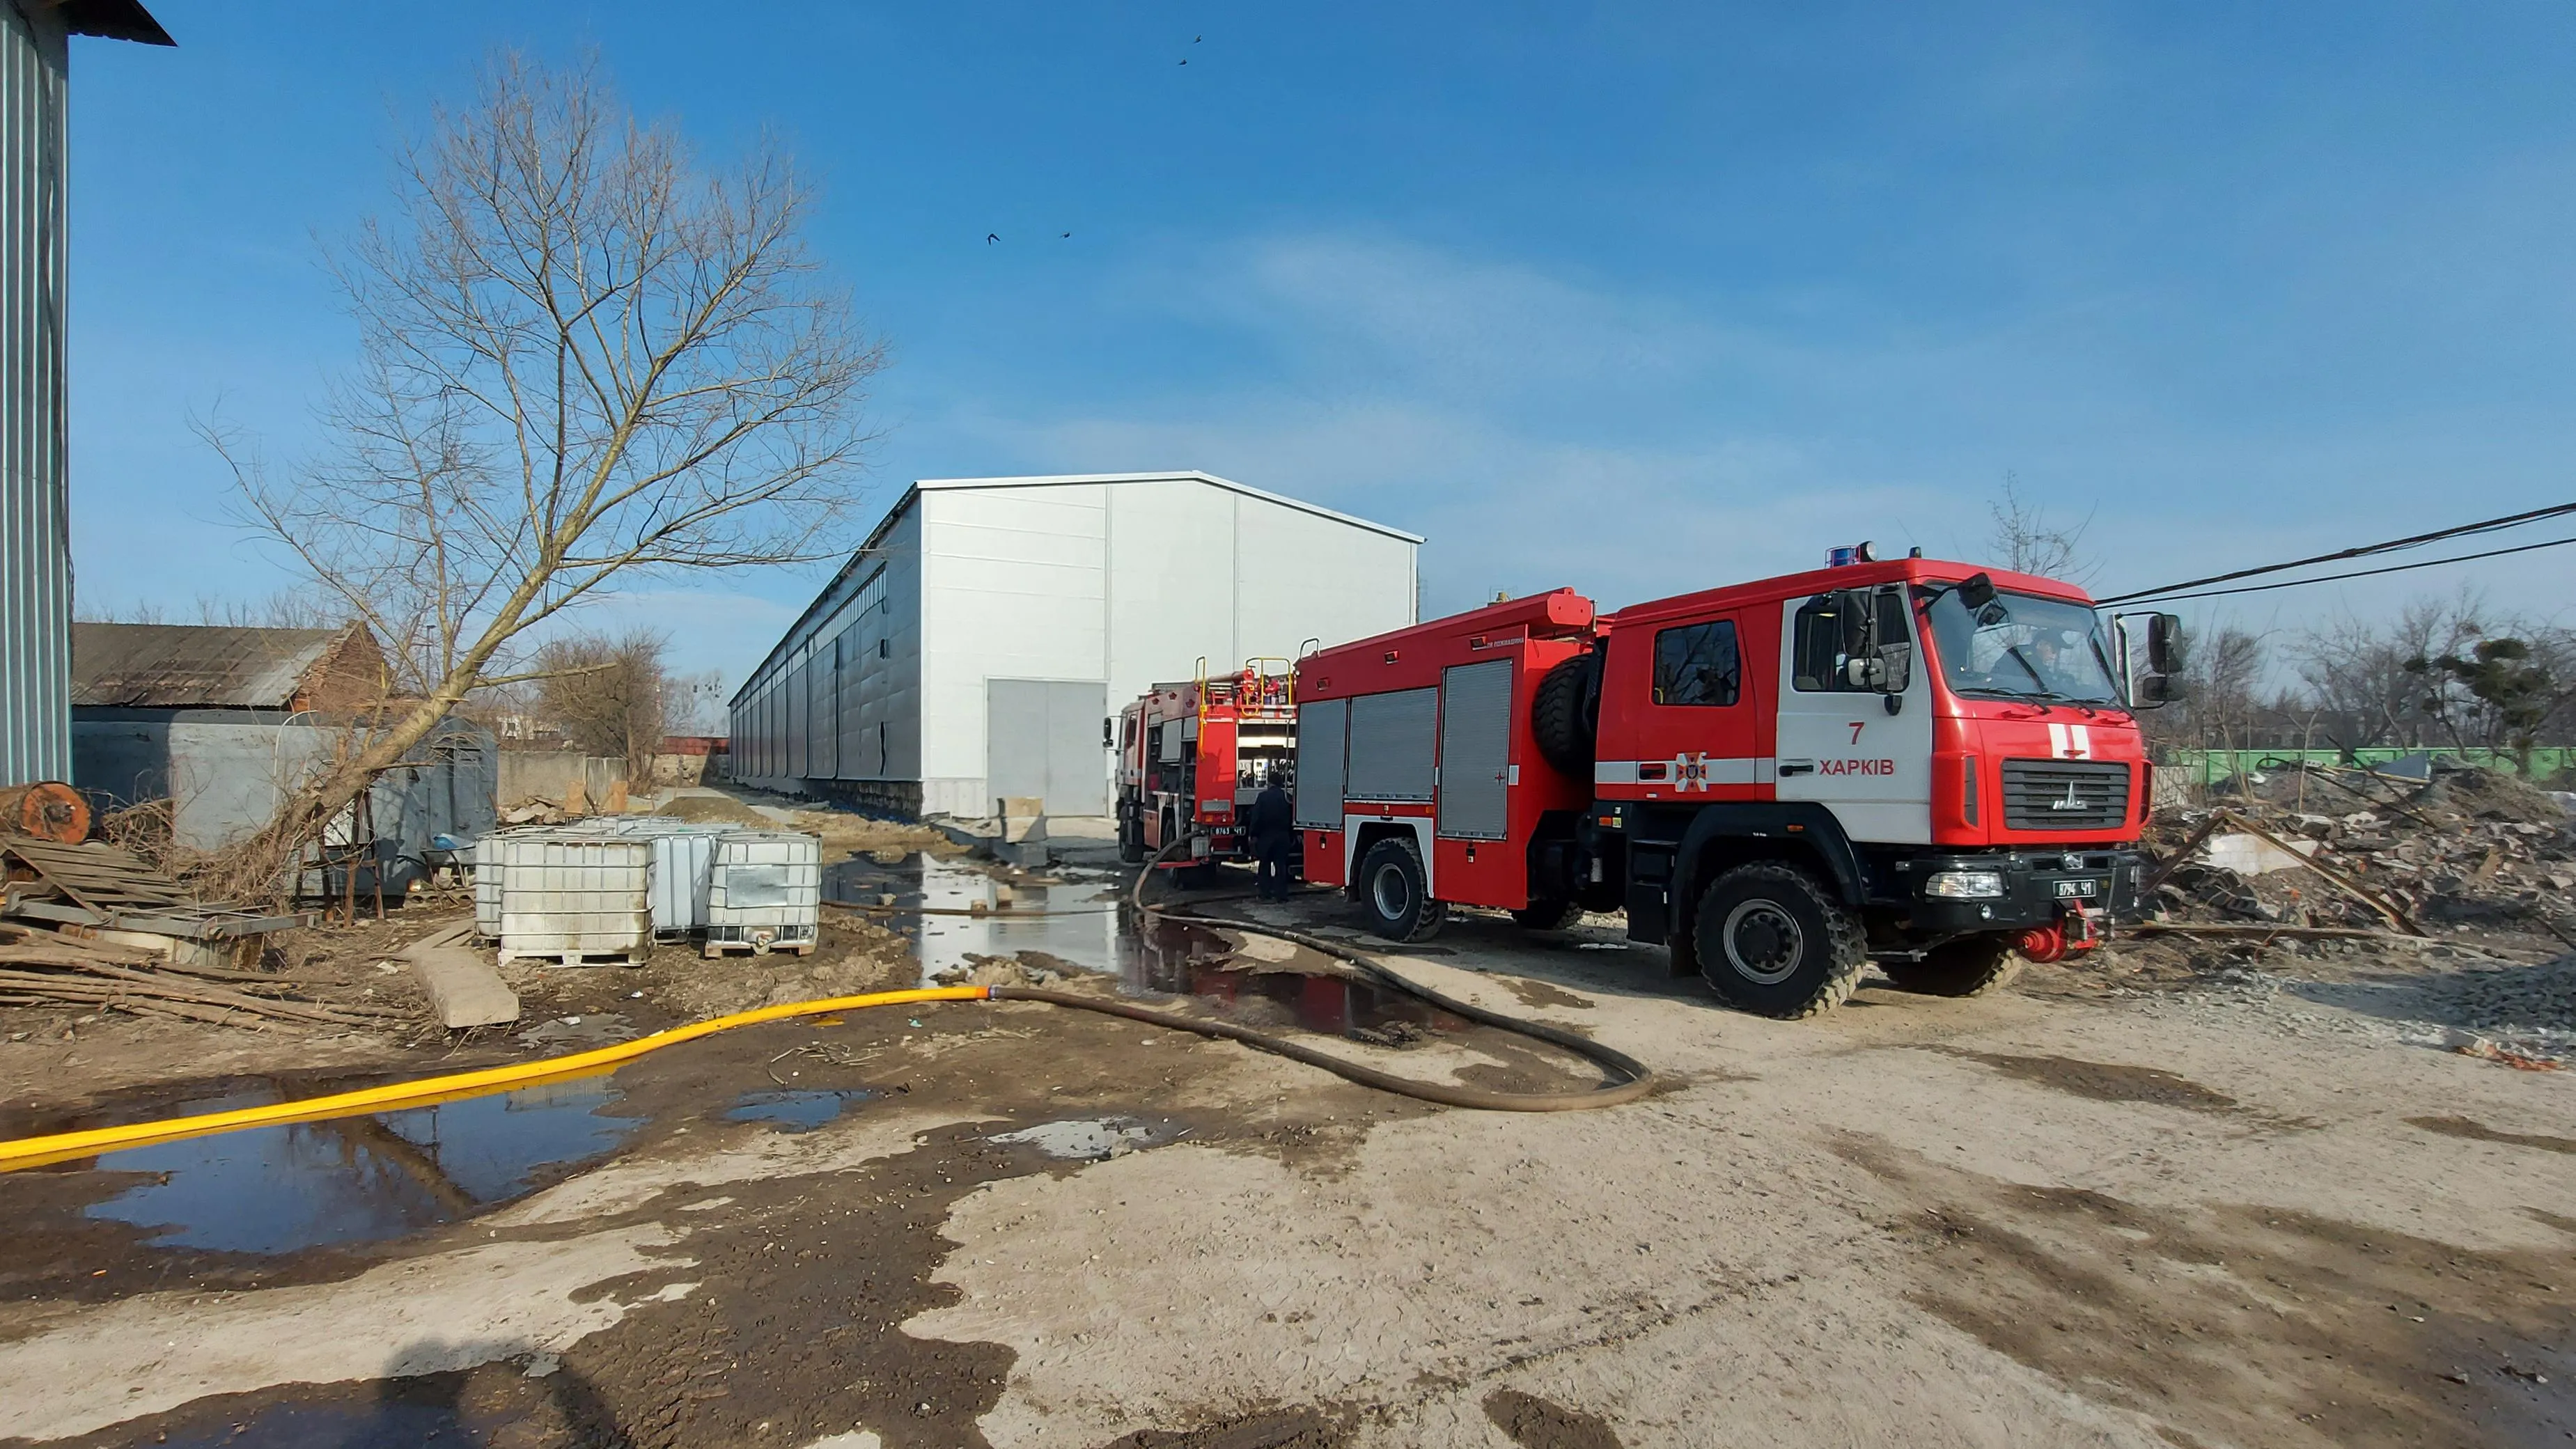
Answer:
[
  {"xmin": 2115, "ymin": 532, "xmax": 2576, "ymax": 605},
  {"xmin": 2095, "ymin": 499, "xmax": 2576, "ymax": 606}
]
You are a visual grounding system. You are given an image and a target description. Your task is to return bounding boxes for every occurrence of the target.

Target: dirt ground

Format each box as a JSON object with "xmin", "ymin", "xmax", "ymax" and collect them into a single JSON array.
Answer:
[{"xmin": 0, "ymin": 852, "xmax": 2570, "ymax": 1448}]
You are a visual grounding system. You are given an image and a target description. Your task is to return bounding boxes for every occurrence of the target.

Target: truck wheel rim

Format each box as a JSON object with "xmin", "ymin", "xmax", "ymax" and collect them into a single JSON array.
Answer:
[
  {"xmin": 1722, "ymin": 900, "xmax": 1804, "ymax": 985},
  {"xmin": 1372, "ymin": 864, "xmax": 1413, "ymax": 921}
]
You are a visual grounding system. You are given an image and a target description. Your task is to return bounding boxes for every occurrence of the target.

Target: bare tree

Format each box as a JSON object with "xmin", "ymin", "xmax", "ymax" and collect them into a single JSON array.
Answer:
[
  {"xmin": 185, "ymin": 590, "xmax": 350, "ymax": 632},
  {"xmin": 535, "ymin": 629, "xmax": 669, "ymax": 780},
  {"xmin": 2291, "ymin": 593, "xmax": 2486, "ymax": 750},
  {"xmin": 2163, "ymin": 624, "xmax": 2270, "ymax": 753},
  {"xmin": 664, "ymin": 669, "xmax": 729, "ymax": 735},
  {"xmin": 209, "ymin": 54, "xmax": 884, "ymax": 873},
  {"xmin": 1986, "ymin": 471, "xmax": 2098, "ymax": 583}
]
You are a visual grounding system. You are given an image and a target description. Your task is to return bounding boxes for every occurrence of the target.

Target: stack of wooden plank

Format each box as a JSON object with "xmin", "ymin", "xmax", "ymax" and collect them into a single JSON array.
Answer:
[
  {"xmin": 0, "ymin": 835, "xmax": 364, "ymax": 1032},
  {"xmin": 0, "ymin": 836, "xmax": 311, "ymax": 941},
  {"xmin": 0, "ymin": 922, "xmax": 403, "ymax": 1031}
]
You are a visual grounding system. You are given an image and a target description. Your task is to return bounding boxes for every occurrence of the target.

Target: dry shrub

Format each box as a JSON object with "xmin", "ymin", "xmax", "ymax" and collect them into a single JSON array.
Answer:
[
  {"xmin": 95, "ymin": 798, "xmax": 178, "ymax": 874},
  {"xmin": 93, "ymin": 796, "xmax": 313, "ymax": 907}
]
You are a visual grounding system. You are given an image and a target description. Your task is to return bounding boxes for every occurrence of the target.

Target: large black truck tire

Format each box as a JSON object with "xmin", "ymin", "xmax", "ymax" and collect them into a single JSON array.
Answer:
[
  {"xmin": 1692, "ymin": 862, "xmax": 1868, "ymax": 1018},
  {"xmin": 1356, "ymin": 835, "xmax": 1447, "ymax": 943},
  {"xmin": 1880, "ymin": 937, "xmax": 2026, "ymax": 996},
  {"xmin": 1529, "ymin": 653, "xmax": 1600, "ymax": 777}
]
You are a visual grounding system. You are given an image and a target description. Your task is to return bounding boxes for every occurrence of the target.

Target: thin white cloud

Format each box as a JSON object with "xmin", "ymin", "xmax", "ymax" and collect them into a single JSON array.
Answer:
[{"xmin": 905, "ymin": 227, "xmax": 2575, "ymax": 637}]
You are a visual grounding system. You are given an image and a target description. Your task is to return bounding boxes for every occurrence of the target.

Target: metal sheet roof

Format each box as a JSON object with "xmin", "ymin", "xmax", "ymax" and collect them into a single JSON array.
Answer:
[
  {"xmin": 70, "ymin": 623, "xmax": 349, "ymax": 709},
  {"xmin": 912, "ymin": 471, "xmax": 1426, "ymax": 543},
  {"xmin": 58, "ymin": 1, "xmax": 173, "ymax": 46}
]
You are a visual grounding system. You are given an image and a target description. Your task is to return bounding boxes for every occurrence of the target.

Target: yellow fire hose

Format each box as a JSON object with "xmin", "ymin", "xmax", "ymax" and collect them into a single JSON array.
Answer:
[
  {"xmin": 0, "ymin": 856, "xmax": 1655, "ymax": 1173},
  {"xmin": 0, "ymin": 987, "xmax": 990, "ymax": 1173}
]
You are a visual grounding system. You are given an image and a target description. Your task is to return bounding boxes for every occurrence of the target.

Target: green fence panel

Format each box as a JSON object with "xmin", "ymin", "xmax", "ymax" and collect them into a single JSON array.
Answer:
[{"xmin": 2168, "ymin": 747, "xmax": 2575, "ymax": 785}]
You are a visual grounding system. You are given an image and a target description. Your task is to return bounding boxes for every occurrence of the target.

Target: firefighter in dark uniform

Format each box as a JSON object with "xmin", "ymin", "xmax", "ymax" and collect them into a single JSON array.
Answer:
[{"xmin": 1247, "ymin": 771, "xmax": 1295, "ymax": 902}]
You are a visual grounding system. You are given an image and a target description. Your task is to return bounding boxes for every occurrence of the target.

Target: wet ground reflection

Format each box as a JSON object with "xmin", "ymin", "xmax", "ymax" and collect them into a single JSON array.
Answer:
[
  {"xmin": 58, "ymin": 1078, "xmax": 645, "ymax": 1255},
  {"xmin": 826, "ymin": 852, "xmax": 1465, "ymax": 1042}
]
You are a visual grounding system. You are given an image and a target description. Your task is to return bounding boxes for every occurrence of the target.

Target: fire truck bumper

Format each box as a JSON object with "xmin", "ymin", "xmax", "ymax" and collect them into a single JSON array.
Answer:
[{"xmin": 1900, "ymin": 848, "xmax": 2153, "ymax": 934}]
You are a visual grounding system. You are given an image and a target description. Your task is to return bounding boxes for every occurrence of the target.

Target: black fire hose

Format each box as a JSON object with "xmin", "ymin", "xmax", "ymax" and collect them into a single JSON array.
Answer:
[{"xmin": 1050, "ymin": 843, "xmax": 1656, "ymax": 1111}]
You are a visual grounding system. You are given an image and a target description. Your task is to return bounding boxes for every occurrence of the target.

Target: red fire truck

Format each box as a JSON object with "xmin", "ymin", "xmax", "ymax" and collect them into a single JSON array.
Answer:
[
  {"xmin": 1290, "ymin": 551, "xmax": 2178, "ymax": 1017},
  {"xmin": 1116, "ymin": 662, "xmax": 1299, "ymax": 870}
]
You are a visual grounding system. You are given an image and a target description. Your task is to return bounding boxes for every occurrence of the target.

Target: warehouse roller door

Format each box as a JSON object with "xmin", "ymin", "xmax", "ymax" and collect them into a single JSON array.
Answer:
[{"xmin": 987, "ymin": 679, "xmax": 1109, "ymax": 815}]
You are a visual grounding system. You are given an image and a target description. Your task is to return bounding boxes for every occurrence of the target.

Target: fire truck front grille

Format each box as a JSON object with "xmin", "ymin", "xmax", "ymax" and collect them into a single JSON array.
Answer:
[{"xmin": 2000, "ymin": 760, "xmax": 2131, "ymax": 831}]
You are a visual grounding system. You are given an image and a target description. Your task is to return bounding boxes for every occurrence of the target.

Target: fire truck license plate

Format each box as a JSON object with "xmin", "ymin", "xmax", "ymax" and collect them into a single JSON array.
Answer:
[{"xmin": 2054, "ymin": 879, "xmax": 2100, "ymax": 900}]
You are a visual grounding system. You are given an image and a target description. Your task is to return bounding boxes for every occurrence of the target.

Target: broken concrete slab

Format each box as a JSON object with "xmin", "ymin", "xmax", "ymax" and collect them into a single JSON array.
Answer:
[
  {"xmin": 2206, "ymin": 832, "xmax": 2316, "ymax": 875},
  {"xmin": 404, "ymin": 921, "xmax": 519, "ymax": 1028}
]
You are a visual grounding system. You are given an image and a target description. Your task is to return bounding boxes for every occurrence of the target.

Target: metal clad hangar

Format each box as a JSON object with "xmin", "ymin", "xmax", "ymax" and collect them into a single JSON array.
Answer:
[{"xmin": 731, "ymin": 472, "xmax": 1421, "ymax": 818}]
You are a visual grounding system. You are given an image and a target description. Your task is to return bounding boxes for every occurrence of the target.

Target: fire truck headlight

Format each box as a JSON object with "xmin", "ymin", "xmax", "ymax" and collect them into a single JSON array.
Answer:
[{"xmin": 1924, "ymin": 870, "xmax": 2006, "ymax": 900}]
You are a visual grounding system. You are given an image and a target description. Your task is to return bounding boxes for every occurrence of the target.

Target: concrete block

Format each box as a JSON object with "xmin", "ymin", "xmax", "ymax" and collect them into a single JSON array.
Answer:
[
  {"xmin": 996, "ymin": 797, "xmax": 1045, "ymax": 844},
  {"xmin": 404, "ymin": 921, "xmax": 520, "ymax": 1028}
]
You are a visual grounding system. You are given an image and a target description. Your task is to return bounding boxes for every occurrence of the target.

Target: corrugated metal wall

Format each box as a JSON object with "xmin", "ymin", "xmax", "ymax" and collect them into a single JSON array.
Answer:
[{"xmin": 0, "ymin": 6, "xmax": 70, "ymax": 786}]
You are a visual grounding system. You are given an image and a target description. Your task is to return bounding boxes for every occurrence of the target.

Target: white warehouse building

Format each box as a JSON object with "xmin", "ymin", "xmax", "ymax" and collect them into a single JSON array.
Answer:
[{"xmin": 728, "ymin": 471, "xmax": 1421, "ymax": 819}]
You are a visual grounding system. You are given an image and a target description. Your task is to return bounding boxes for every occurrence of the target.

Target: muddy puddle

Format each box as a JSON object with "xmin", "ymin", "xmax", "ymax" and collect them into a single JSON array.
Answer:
[
  {"xmin": 1, "ymin": 1057, "xmax": 924, "ymax": 1260},
  {"xmin": 827, "ymin": 852, "xmax": 1135, "ymax": 979},
  {"xmin": 8, "ymin": 1077, "xmax": 646, "ymax": 1255},
  {"xmin": 723, "ymin": 1087, "xmax": 877, "ymax": 1133},
  {"xmin": 829, "ymin": 853, "xmax": 1467, "ymax": 1041},
  {"xmin": 1133, "ymin": 957, "xmax": 1469, "ymax": 1040}
]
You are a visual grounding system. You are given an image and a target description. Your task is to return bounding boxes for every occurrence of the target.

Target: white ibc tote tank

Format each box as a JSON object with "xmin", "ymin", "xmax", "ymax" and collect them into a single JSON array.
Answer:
[{"xmin": 703, "ymin": 830, "xmax": 822, "ymax": 957}]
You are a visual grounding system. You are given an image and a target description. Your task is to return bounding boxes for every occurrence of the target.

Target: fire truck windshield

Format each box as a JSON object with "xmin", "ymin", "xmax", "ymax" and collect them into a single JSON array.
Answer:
[{"xmin": 1921, "ymin": 586, "xmax": 2121, "ymax": 705}]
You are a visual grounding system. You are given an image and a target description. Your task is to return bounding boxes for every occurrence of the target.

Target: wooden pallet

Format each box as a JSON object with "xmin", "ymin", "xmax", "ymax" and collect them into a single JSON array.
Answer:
[
  {"xmin": 1, "ymin": 836, "xmax": 310, "ymax": 940},
  {"xmin": 497, "ymin": 946, "xmax": 650, "ymax": 969},
  {"xmin": 701, "ymin": 939, "xmax": 817, "ymax": 959}
]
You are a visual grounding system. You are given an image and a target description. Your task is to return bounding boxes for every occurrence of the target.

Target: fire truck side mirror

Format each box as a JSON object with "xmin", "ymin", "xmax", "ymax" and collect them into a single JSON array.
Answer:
[
  {"xmin": 2146, "ymin": 613, "xmax": 2180, "ymax": 675},
  {"xmin": 1104, "ymin": 716, "xmax": 1114, "ymax": 748},
  {"xmin": 1877, "ymin": 639, "xmax": 1912, "ymax": 695},
  {"xmin": 1956, "ymin": 572, "xmax": 2011, "ymax": 627},
  {"xmin": 2111, "ymin": 611, "xmax": 2183, "ymax": 710}
]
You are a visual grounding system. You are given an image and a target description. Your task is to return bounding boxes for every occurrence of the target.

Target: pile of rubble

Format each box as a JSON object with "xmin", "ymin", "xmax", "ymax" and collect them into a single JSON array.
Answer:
[{"xmin": 2149, "ymin": 759, "xmax": 2575, "ymax": 946}]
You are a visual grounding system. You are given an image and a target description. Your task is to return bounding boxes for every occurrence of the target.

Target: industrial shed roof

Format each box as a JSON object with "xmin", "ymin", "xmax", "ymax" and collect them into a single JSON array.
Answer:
[
  {"xmin": 70, "ymin": 623, "xmax": 373, "ymax": 710},
  {"xmin": 734, "ymin": 471, "xmax": 1422, "ymax": 704},
  {"xmin": 58, "ymin": 1, "xmax": 175, "ymax": 45},
  {"xmin": 912, "ymin": 471, "xmax": 1426, "ymax": 543}
]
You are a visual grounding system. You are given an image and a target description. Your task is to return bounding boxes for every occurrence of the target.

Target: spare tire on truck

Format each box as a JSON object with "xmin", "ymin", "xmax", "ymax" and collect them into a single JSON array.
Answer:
[{"xmin": 1530, "ymin": 652, "xmax": 1600, "ymax": 776}]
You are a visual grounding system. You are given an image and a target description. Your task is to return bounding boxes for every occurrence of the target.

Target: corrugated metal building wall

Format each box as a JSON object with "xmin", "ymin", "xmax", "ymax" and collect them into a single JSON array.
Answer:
[
  {"xmin": 0, "ymin": 4, "xmax": 72, "ymax": 785},
  {"xmin": 728, "ymin": 471, "xmax": 1420, "ymax": 818},
  {"xmin": 0, "ymin": 3, "xmax": 171, "ymax": 787}
]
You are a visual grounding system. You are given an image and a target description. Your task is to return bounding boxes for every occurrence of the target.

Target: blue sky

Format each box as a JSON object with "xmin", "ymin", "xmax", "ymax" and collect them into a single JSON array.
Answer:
[{"xmin": 65, "ymin": 2, "xmax": 2576, "ymax": 689}]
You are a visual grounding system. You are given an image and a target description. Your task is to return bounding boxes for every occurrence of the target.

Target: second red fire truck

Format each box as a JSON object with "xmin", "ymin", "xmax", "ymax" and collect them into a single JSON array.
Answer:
[
  {"xmin": 1286, "ymin": 549, "xmax": 2178, "ymax": 1017},
  {"xmin": 1115, "ymin": 662, "xmax": 1299, "ymax": 872}
]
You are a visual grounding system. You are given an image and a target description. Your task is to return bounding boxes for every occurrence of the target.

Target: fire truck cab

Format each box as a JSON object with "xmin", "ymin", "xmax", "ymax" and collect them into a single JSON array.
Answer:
[
  {"xmin": 1116, "ymin": 662, "xmax": 1299, "ymax": 871},
  {"xmin": 1292, "ymin": 554, "xmax": 2178, "ymax": 1018}
]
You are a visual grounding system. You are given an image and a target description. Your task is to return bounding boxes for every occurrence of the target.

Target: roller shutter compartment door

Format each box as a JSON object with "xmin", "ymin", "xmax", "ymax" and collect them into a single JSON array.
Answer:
[
  {"xmin": 1437, "ymin": 659, "xmax": 1514, "ymax": 840},
  {"xmin": 987, "ymin": 679, "xmax": 1110, "ymax": 816},
  {"xmin": 1345, "ymin": 687, "xmax": 1439, "ymax": 802},
  {"xmin": 1293, "ymin": 698, "xmax": 1348, "ymax": 828}
]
